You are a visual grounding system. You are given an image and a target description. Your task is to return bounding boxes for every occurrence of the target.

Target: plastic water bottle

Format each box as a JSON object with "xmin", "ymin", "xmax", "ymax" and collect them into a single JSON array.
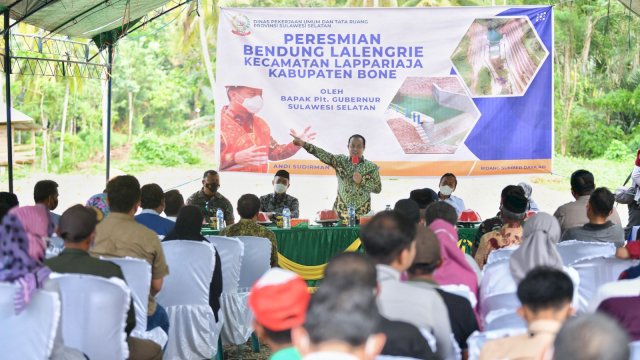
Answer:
[
  {"xmin": 385, "ymin": 204, "xmax": 391, "ymax": 211},
  {"xmin": 282, "ymin": 207, "xmax": 291, "ymax": 229},
  {"xmin": 348, "ymin": 205, "xmax": 356, "ymax": 227},
  {"xmin": 216, "ymin": 208, "xmax": 225, "ymax": 230}
]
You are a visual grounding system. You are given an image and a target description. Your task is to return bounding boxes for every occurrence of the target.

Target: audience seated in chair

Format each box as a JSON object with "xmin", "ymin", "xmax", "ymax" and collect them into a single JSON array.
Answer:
[
  {"xmin": 407, "ymin": 226, "xmax": 479, "ymax": 359},
  {"xmin": 475, "ymin": 186, "xmax": 528, "ymax": 268},
  {"xmin": 162, "ymin": 205, "xmax": 223, "ymax": 322},
  {"xmin": 409, "ymin": 188, "xmax": 438, "ymax": 224},
  {"xmin": 554, "ymin": 169, "xmax": 621, "ymax": 236},
  {"xmin": 46, "ymin": 204, "xmax": 162, "ymax": 360},
  {"xmin": 248, "ymin": 268, "xmax": 310, "ymax": 360},
  {"xmin": 471, "ymin": 185, "xmax": 524, "ymax": 257},
  {"xmin": 323, "ymin": 252, "xmax": 438, "ymax": 360},
  {"xmin": 91, "ymin": 175, "xmax": 170, "ymax": 335},
  {"xmin": 220, "ymin": 193, "xmax": 278, "ymax": 267},
  {"xmin": 0, "ymin": 191, "xmax": 18, "ymax": 221},
  {"xmin": 518, "ymin": 182, "xmax": 540, "ymax": 212},
  {"xmin": 34, "ymin": 179, "xmax": 60, "ymax": 227},
  {"xmin": 479, "ymin": 267, "xmax": 574, "ymax": 360},
  {"xmin": 424, "ymin": 202, "xmax": 481, "ymax": 288},
  {"xmin": 0, "ymin": 205, "xmax": 85, "ymax": 359},
  {"xmin": 509, "ymin": 213, "xmax": 564, "ymax": 283},
  {"xmin": 163, "ymin": 189, "xmax": 184, "ymax": 222},
  {"xmin": 292, "ymin": 284, "xmax": 386, "ymax": 360},
  {"xmin": 135, "ymin": 183, "xmax": 175, "ymax": 236},
  {"xmin": 561, "ymin": 187, "xmax": 624, "ymax": 247},
  {"xmin": 552, "ymin": 313, "xmax": 629, "ymax": 360},
  {"xmin": 360, "ymin": 211, "xmax": 453, "ymax": 359},
  {"xmin": 597, "ymin": 295, "xmax": 640, "ymax": 341}
]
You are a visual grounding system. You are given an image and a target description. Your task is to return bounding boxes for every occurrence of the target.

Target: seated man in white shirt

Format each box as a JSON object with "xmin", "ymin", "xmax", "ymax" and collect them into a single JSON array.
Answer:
[
  {"xmin": 292, "ymin": 285, "xmax": 386, "ymax": 360},
  {"xmin": 360, "ymin": 211, "xmax": 453, "ymax": 359},
  {"xmin": 438, "ymin": 173, "xmax": 465, "ymax": 216}
]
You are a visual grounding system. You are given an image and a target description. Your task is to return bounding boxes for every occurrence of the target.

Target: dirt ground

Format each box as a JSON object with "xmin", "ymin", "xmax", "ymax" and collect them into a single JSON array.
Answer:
[{"xmin": 2, "ymin": 167, "xmax": 632, "ymax": 227}]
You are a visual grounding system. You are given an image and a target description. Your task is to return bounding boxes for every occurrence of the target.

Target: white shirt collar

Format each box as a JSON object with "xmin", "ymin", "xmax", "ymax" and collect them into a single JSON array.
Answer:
[{"xmin": 140, "ymin": 209, "xmax": 161, "ymax": 215}]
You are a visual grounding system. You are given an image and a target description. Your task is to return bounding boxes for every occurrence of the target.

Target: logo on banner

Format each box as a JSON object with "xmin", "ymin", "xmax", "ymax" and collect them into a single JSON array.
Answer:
[{"xmin": 231, "ymin": 14, "xmax": 251, "ymax": 36}]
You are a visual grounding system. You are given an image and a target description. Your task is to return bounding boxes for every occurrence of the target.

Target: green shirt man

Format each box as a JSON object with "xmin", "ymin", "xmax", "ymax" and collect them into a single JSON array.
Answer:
[{"xmin": 293, "ymin": 134, "xmax": 382, "ymax": 217}]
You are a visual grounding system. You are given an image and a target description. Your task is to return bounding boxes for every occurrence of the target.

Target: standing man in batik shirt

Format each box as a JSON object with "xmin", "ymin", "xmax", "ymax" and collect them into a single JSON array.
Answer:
[
  {"xmin": 186, "ymin": 170, "xmax": 235, "ymax": 225},
  {"xmin": 220, "ymin": 85, "xmax": 316, "ymax": 172},
  {"xmin": 292, "ymin": 134, "xmax": 381, "ymax": 218},
  {"xmin": 260, "ymin": 170, "xmax": 299, "ymax": 222}
]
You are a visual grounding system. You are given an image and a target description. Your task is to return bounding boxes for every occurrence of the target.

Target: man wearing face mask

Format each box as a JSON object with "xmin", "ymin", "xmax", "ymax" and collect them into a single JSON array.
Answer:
[
  {"xmin": 186, "ymin": 170, "xmax": 235, "ymax": 225},
  {"xmin": 260, "ymin": 170, "xmax": 299, "ymax": 222},
  {"xmin": 34, "ymin": 179, "xmax": 60, "ymax": 227},
  {"xmin": 220, "ymin": 85, "xmax": 316, "ymax": 173},
  {"xmin": 437, "ymin": 173, "xmax": 465, "ymax": 216},
  {"xmin": 292, "ymin": 134, "xmax": 381, "ymax": 218}
]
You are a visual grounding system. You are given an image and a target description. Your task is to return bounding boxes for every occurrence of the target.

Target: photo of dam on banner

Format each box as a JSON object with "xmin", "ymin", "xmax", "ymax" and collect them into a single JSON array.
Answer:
[
  {"xmin": 451, "ymin": 17, "xmax": 549, "ymax": 97},
  {"xmin": 385, "ymin": 76, "xmax": 481, "ymax": 155}
]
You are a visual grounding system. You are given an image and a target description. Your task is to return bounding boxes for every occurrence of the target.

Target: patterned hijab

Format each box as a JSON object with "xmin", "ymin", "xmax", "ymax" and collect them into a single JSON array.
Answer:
[
  {"xmin": 0, "ymin": 208, "xmax": 52, "ymax": 314},
  {"xmin": 86, "ymin": 193, "xmax": 109, "ymax": 219},
  {"xmin": 429, "ymin": 219, "xmax": 479, "ymax": 295},
  {"xmin": 509, "ymin": 212, "xmax": 563, "ymax": 283}
]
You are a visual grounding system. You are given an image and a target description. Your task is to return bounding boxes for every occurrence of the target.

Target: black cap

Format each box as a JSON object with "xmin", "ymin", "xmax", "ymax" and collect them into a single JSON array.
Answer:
[
  {"xmin": 410, "ymin": 188, "xmax": 438, "ymax": 209},
  {"xmin": 58, "ymin": 205, "xmax": 98, "ymax": 243},
  {"xmin": 275, "ymin": 170, "xmax": 290, "ymax": 180},
  {"xmin": 503, "ymin": 188, "xmax": 528, "ymax": 214}
]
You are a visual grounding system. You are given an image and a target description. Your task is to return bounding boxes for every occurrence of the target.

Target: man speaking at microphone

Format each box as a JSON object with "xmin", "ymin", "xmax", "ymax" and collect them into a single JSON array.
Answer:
[{"xmin": 292, "ymin": 134, "xmax": 381, "ymax": 218}]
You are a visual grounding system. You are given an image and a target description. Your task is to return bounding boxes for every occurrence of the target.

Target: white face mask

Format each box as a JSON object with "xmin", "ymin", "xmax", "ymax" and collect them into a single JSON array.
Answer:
[
  {"xmin": 241, "ymin": 95, "xmax": 263, "ymax": 114},
  {"xmin": 274, "ymin": 183, "xmax": 287, "ymax": 194},
  {"xmin": 440, "ymin": 185, "xmax": 454, "ymax": 196}
]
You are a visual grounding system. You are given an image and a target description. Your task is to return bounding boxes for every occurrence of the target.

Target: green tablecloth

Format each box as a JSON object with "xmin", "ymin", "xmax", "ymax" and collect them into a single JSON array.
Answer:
[
  {"xmin": 202, "ymin": 225, "xmax": 361, "ymax": 287},
  {"xmin": 202, "ymin": 225, "xmax": 477, "ymax": 286}
]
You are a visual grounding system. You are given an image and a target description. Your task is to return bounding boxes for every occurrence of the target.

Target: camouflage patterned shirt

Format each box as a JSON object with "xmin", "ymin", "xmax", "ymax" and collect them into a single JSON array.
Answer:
[
  {"xmin": 219, "ymin": 219, "xmax": 278, "ymax": 267},
  {"xmin": 186, "ymin": 190, "xmax": 235, "ymax": 225}
]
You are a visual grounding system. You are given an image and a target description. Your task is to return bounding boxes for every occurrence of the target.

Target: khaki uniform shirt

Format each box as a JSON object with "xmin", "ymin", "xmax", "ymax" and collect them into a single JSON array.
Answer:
[
  {"xmin": 219, "ymin": 219, "xmax": 278, "ymax": 267},
  {"xmin": 479, "ymin": 320, "xmax": 562, "ymax": 360},
  {"xmin": 554, "ymin": 195, "xmax": 621, "ymax": 236},
  {"xmin": 91, "ymin": 212, "xmax": 169, "ymax": 315}
]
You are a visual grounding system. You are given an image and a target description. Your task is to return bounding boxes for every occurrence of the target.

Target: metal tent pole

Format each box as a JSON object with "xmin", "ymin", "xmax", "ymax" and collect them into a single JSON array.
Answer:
[
  {"xmin": 105, "ymin": 43, "xmax": 113, "ymax": 184},
  {"xmin": 4, "ymin": 11, "xmax": 13, "ymax": 193}
]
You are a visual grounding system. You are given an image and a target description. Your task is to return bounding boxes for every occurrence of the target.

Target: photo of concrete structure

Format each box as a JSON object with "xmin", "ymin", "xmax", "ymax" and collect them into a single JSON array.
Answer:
[
  {"xmin": 451, "ymin": 17, "xmax": 548, "ymax": 97},
  {"xmin": 385, "ymin": 76, "xmax": 480, "ymax": 154}
]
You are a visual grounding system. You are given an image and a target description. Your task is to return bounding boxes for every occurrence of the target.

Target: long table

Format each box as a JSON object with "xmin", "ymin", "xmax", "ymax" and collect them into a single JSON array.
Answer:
[{"xmin": 202, "ymin": 224, "xmax": 478, "ymax": 286}]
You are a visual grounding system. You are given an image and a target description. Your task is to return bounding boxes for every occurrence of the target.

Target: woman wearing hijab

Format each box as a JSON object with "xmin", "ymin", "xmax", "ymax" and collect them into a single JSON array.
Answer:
[
  {"xmin": 0, "ymin": 205, "xmax": 85, "ymax": 359},
  {"xmin": 430, "ymin": 219, "xmax": 479, "ymax": 296},
  {"xmin": 509, "ymin": 212, "xmax": 563, "ymax": 283},
  {"xmin": 163, "ymin": 205, "xmax": 223, "ymax": 321}
]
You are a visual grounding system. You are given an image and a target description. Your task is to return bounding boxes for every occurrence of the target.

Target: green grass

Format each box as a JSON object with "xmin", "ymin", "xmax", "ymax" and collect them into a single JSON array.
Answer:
[{"xmin": 534, "ymin": 155, "xmax": 633, "ymax": 192}]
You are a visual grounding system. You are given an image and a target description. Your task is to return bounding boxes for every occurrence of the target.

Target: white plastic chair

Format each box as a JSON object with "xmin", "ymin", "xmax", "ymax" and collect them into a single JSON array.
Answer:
[
  {"xmin": 556, "ymin": 240, "xmax": 616, "ymax": 266},
  {"xmin": 236, "ymin": 236, "xmax": 272, "ymax": 290},
  {"xmin": 588, "ymin": 277, "xmax": 640, "ymax": 312},
  {"xmin": 51, "ymin": 273, "xmax": 130, "ymax": 360},
  {"xmin": 206, "ymin": 235, "xmax": 252, "ymax": 345},
  {"xmin": 103, "ymin": 257, "xmax": 168, "ymax": 347},
  {"xmin": 466, "ymin": 328, "xmax": 527, "ymax": 360},
  {"xmin": 571, "ymin": 256, "xmax": 640, "ymax": 313},
  {"xmin": 0, "ymin": 282, "xmax": 61, "ymax": 360},
  {"xmin": 157, "ymin": 240, "xmax": 221, "ymax": 359},
  {"xmin": 484, "ymin": 311, "xmax": 526, "ymax": 331},
  {"xmin": 440, "ymin": 284, "xmax": 478, "ymax": 309},
  {"xmin": 206, "ymin": 235, "xmax": 244, "ymax": 293},
  {"xmin": 486, "ymin": 246, "xmax": 518, "ymax": 266},
  {"xmin": 479, "ymin": 259, "xmax": 517, "ymax": 305},
  {"xmin": 630, "ymin": 341, "xmax": 640, "ymax": 360},
  {"xmin": 480, "ymin": 293, "xmax": 521, "ymax": 327}
]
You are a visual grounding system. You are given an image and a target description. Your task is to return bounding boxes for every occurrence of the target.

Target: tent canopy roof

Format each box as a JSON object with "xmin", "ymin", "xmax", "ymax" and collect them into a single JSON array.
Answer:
[
  {"xmin": 619, "ymin": 0, "xmax": 640, "ymax": 16},
  {"xmin": 0, "ymin": 0, "xmax": 175, "ymax": 41}
]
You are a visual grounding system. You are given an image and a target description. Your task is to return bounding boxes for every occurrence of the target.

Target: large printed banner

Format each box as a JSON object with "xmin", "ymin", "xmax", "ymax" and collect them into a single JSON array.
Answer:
[{"xmin": 215, "ymin": 6, "xmax": 553, "ymax": 176}]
